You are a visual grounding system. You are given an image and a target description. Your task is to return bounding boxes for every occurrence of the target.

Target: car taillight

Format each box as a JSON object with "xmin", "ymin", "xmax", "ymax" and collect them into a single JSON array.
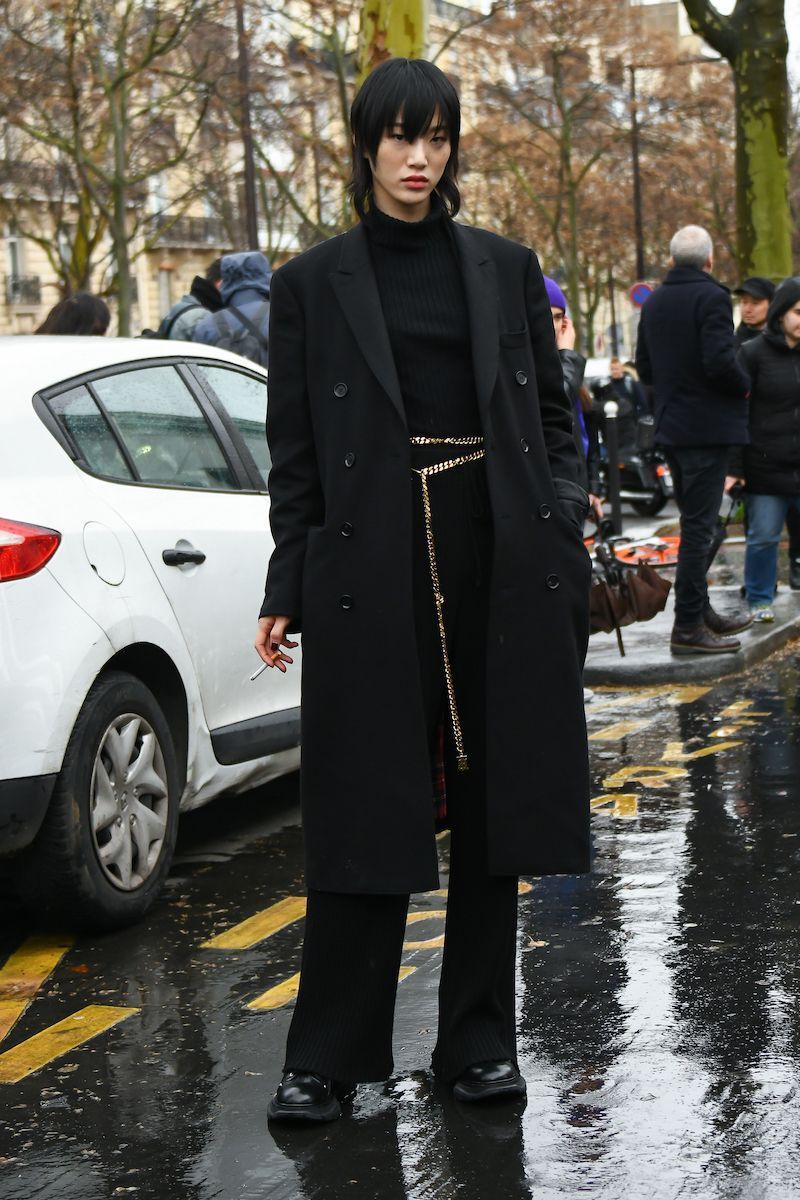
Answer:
[{"xmin": 0, "ymin": 518, "xmax": 61, "ymax": 581}]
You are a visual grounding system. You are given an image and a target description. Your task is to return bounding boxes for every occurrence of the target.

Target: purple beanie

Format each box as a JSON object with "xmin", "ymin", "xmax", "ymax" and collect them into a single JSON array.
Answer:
[{"xmin": 543, "ymin": 276, "xmax": 567, "ymax": 313}]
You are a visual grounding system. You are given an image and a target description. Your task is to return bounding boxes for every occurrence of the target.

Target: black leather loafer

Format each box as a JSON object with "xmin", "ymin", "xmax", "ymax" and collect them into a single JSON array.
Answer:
[
  {"xmin": 267, "ymin": 1071, "xmax": 356, "ymax": 1123},
  {"xmin": 452, "ymin": 1060, "xmax": 526, "ymax": 1103}
]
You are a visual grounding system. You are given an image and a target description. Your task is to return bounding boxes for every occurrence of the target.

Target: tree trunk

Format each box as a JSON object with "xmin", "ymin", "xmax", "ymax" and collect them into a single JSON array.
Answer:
[
  {"xmin": 681, "ymin": 0, "xmax": 792, "ymax": 278},
  {"xmin": 357, "ymin": 0, "xmax": 428, "ymax": 86}
]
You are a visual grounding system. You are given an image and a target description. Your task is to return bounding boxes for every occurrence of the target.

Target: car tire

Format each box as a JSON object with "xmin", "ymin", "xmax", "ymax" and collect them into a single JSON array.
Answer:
[{"xmin": 14, "ymin": 670, "xmax": 181, "ymax": 932}]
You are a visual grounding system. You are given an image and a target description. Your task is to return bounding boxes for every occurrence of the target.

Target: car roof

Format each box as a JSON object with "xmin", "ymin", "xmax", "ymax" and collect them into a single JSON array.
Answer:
[{"xmin": 0, "ymin": 336, "xmax": 267, "ymax": 399}]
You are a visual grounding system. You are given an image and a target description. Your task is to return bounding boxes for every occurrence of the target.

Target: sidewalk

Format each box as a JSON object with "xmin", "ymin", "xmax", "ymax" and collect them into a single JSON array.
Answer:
[{"xmin": 584, "ymin": 584, "xmax": 800, "ymax": 685}]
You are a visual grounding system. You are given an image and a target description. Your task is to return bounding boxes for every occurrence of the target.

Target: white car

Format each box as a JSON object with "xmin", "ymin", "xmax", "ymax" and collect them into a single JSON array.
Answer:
[{"xmin": 0, "ymin": 337, "xmax": 300, "ymax": 928}]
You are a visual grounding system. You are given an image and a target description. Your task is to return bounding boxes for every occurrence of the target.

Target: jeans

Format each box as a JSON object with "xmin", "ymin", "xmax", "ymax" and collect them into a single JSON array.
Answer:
[
  {"xmin": 744, "ymin": 493, "xmax": 800, "ymax": 605},
  {"xmin": 665, "ymin": 446, "xmax": 729, "ymax": 627}
]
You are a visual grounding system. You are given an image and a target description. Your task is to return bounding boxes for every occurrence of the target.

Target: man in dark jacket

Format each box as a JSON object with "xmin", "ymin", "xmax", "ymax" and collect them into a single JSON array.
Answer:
[
  {"xmin": 153, "ymin": 257, "xmax": 223, "ymax": 341},
  {"xmin": 193, "ymin": 250, "xmax": 271, "ymax": 367},
  {"xmin": 733, "ymin": 275, "xmax": 800, "ymax": 587},
  {"xmin": 729, "ymin": 277, "xmax": 800, "ymax": 619},
  {"xmin": 636, "ymin": 224, "xmax": 752, "ymax": 655},
  {"xmin": 733, "ymin": 276, "xmax": 774, "ymax": 348}
]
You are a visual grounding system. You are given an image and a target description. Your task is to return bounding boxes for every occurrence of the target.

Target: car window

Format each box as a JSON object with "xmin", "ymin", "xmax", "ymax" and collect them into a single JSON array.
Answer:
[
  {"xmin": 92, "ymin": 366, "xmax": 238, "ymax": 490},
  {"xmin": 48, "ymin": 385, "xmax": 133, "ymax": 480},
  {"xmin": 194, "ymin": 364, "xmax": 269, "ymax": 488}
]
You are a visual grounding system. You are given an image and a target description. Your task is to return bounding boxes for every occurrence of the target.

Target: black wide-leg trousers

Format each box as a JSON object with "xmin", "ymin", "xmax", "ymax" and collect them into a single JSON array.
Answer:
[{"xmin": 283, "ymin": 453, "xmax": 519, "ymax": 1083}]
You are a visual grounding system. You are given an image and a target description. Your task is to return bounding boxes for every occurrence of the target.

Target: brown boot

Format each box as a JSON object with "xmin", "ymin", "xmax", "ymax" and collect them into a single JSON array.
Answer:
[
  {"xmin": 670, "ymin": 624, "xmax": 740, "ymax": 655},
  {"xmin": 703, "ymin": 606, "xmax": 753, "ymax": 635}
]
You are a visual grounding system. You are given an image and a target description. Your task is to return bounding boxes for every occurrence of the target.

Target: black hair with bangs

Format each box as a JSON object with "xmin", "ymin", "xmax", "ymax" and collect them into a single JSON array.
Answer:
[{"xmin": 348, "ymin": 57, "xmax": 461, "ymax": 219}]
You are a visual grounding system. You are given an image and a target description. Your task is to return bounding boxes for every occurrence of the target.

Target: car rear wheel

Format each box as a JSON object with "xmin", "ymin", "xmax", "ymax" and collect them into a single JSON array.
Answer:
[{"xmin": 15, "ymin": 670, "xmax": 180, "ymax": 931}]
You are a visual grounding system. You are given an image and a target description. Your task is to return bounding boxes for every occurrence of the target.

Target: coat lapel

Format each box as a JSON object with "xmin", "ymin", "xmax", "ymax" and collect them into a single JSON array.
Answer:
[
  {"xmin": 329, "ymin": 224, "xmax": 405, "ymax": 425},
  {"xmin": 451, "ymin": 223, "xmax": 499, "ymax": 425}
]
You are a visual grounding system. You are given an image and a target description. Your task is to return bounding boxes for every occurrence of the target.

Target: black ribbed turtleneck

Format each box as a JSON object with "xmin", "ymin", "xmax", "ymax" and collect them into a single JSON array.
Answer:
[{"xmin": 362, "ymin": 200, "xmax": 481, "ymax": 436}]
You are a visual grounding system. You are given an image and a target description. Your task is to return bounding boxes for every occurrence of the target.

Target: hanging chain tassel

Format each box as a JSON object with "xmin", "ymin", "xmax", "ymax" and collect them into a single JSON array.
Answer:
[{"xmin": 411, "ymin": 439, "xmax": 486, "ymax": 774}]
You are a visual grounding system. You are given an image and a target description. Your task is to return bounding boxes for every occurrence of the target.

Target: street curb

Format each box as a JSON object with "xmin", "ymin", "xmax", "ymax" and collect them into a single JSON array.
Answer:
[{"xmin": 584, "ymin": 601, "xmax": 800, "ymax": 686}]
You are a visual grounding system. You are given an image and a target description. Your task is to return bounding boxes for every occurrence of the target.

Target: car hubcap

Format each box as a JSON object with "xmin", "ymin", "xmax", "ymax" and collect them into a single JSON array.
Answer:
[{"xmin": 90, "ymin": 713, "xmax": 169, "ymax": 891}]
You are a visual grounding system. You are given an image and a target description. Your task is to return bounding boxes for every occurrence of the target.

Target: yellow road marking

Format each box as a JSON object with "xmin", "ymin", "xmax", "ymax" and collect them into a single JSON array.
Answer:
[
  {"xmin": 604, "ymin": 764, "xmax": 687, "ymax": 789},
  {"xmin": 518, "ymin": 881, "xmax": 533, "ymax": 895},
  {"xmin": 591, "ymin": 794, "xmax": 639, "ymax": 819},
  {"xmin": 404, "ymin": 909, "xmax": 447, "ymax": 950},
  {"xmin": 719, "ymin": 701, "xmax": 770, "ymax": 718},
  {"xmin": 0, "ymin": 934, "xmax": 74, "ymax": 1044},
  {"xmin": 201, "ymin": 896, "xmax": 307, "ymax": 951},
  {"xmin": 662, "ymin": 740, "xmax": 742, "ymax": 762},
  {"xmin": 248, "ymin": 965, "xmax": 418, "ymax": 1012},
  {"xmin": 590, "ymin": 684, "xmax": 710, "ymax": 712},
  {"xmin": 247, "ymin": 973, "xmax": 302, "ymax": 1011},
  {"xmin": 0, "ymin": 1005, "xmax": 138, "ymax": 1085},
  {"xmin": 589, "ymin": 720, "xmax": 648, "ymax": 742}
]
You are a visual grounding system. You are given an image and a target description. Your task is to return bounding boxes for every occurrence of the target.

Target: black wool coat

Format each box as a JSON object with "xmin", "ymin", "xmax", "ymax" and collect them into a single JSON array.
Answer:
[
  {"xmin": 733, "ymin": 329, "xmax": 800, "ymax": 495},
  {"xmin": 635, "ymin": 266, "xmax": 750, "ymax": 447},
  {"xmin": 262, "ymin": 219, "xmax": 592, "ymax": 894}
]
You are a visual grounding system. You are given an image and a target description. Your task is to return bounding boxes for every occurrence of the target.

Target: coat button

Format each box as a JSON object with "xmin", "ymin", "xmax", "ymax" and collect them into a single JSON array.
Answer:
[
  {"xmin": 344, "ymin": 451, "xmax": 356, "ymax": 468},
  {"xmin": 539, "ymin": 503, "xmax": 551, "ymax": 519},
  {"xmin": 520, "ymin": 438, "xmax": 530, "ymax": 453},
  {"xmin": 340, "ymin": 594, "xmax": 353, "ymax": 610},
  {"xmin": 333, "ymin": 382, "xmax": 348, "ymax": 398},
  {"xmin": 340, "ymin": 522, "xmax": 354, "ymax": 537},
  {"xmin": 546, "ymin": 574, "xmax": 560, "ymax": 590},
  {"xmin": 515, "ymin": 370, "xmax": 528, "ymax": 385}
]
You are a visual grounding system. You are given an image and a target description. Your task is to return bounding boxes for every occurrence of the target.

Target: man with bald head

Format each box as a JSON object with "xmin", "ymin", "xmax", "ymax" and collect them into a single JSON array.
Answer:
[{"xmin": 636, "ymin": 225, "xmax": 751, "ymax": 655}]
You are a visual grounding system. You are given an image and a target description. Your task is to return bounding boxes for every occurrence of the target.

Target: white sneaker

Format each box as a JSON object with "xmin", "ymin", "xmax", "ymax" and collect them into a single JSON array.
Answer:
[{"xmin": 750, "ymin": 605, "xmax": 775, "ymax": 623}]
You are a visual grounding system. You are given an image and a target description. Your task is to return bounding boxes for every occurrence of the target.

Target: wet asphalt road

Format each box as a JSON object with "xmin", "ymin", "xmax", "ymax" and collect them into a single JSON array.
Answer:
[{"xmin": 3, "ymin": 644, "xmax": 800, "ymax": 1199}]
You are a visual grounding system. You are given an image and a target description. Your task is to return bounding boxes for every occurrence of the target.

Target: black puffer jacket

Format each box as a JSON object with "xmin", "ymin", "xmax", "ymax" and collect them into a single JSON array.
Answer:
[{"xmin": 734, "ymin": 278, "xmax": 800, "ymax": 495}]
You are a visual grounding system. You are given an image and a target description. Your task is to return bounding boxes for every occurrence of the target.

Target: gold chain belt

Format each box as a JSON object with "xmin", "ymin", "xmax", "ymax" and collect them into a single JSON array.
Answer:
[{"xmin": 410, "ymin": 435, "xmax": 486, "ymax": 773}]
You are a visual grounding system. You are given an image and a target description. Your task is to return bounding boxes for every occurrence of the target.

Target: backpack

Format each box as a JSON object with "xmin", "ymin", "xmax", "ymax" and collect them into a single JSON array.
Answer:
[
  {"xmin": 140, "ymin": 299, "xmax": 204, "ymax": 340},
  {"xmin": 210, "ymin": 302, "xmax": 269, "ymax": 366}
]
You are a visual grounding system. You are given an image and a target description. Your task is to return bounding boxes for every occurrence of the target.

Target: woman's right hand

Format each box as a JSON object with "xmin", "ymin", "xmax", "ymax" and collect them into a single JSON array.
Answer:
[{"xmin": 255, "ymin": 615, "xmax": 298, "ymax": 673}]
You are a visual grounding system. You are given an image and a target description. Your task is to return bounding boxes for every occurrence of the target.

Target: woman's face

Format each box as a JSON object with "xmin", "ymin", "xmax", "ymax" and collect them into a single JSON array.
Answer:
[{"xmin": 369, "ymin": 111, "xmax": 451, "ymax": 221}]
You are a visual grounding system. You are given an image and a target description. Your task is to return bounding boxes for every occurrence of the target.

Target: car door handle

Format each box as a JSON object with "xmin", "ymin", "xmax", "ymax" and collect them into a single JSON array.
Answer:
[{"xmin": 162, "ymin": 547, "xmax": 206, "ymax": 566}]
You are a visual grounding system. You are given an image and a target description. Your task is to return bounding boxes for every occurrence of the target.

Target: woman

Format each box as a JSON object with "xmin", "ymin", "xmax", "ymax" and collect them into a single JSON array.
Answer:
[
  {"xmin": 34, "ymin": 291, "xmax": 110, "ymax": 335},
  {"xmin": 255, "ymin": 58, "xmax": 591, "ymax": 1123},
  {"xmin": 730, "ymin": 277, "xmax": 800, "ymax": 622}
]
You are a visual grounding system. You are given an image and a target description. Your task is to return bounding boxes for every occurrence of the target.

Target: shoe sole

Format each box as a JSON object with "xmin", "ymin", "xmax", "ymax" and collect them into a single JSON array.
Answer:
[
  {"xmin": 670, "ymin": 643, "xmax": 740, "ymax": 655},
  {"xmin": 267, "ymin": 1096, "xmax": 342, "ymax": 1123},
  {"xmin": 453, "ymin": 1078, "xmax": 527, "ymax": 1103}
]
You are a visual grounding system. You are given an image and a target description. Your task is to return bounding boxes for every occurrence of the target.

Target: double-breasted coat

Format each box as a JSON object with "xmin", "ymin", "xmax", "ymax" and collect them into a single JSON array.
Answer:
[{"xmin": 262, "ymin": 218, "xmax": 592, "ymax": 894}]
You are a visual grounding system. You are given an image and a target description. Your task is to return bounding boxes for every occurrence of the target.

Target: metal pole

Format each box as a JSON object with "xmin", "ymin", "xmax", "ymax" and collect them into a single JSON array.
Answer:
[
  {"xmin": 235, "ymin": 0, "xmax": 259, "ymax": 250},
  {"xmin": 607, "ymin": 266, "xmax": 619, "ymax": 356},
  {"xmin": 604, "ymin": 399, "xmax": 623, "ymax": 536},
  {"xmin": 628, "ymin": 65, "xmax": 645, "ymax": 282}
]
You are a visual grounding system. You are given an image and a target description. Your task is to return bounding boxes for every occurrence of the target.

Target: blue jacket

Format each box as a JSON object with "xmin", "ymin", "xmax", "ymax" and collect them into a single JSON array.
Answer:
[
  {"xmin": 635, "ymin": 266, "xmax": 750, "ymax": 446},
  {"xmin": 193, "ymin": 251, "xmax": 271, "ymax": 367}
]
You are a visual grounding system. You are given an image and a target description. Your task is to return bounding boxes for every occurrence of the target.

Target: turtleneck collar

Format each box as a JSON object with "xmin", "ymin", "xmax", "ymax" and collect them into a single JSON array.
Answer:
[{"xmin": 363, "ymin": 193, "xmax": 448, "ymax": 250}]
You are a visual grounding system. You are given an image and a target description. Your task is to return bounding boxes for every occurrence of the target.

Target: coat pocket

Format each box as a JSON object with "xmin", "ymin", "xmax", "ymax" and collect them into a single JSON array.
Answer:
[{"xmin": 499, "ymin": 327, "xmax": 529, "ymax": 349}]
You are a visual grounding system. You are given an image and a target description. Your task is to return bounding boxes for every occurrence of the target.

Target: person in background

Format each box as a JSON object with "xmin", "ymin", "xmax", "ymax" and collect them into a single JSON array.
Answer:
[
  {"xmin": 34, "ymin": 292, "xmax": 110, "ymax": 335},
  {"xmin": 635, "ymin": 224, "xmax": 752, "ymax": 655},
  {"xmin": 608, "ymin": 356, "xmax": 649, "ymax": 418},
  {"xmin": 544, "ymin": 277, "xmax": 603, "ymax": 524},
  {"xmin": 733, "ymin": 276, "xmax": 775, "ymax": 348},
  {"xmin": 156, "ymin": 257, "xmax": 223, "ymax": 341},
  {"xmin": 733, "ymin": 275, "xmax": 800, "ymax": 590},
  {"xmin": 728, "ymin": 277, "xmax": 800, "ymax": 621},
  {"xmin": 193, "ymin": 250, "xmax": 271, "ymax": 367}
]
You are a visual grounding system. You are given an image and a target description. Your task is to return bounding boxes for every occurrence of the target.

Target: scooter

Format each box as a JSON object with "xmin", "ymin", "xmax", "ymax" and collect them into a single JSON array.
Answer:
[{"xmin": 593, "ymin": 383, "xmax": 674, "ymax": 517}]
